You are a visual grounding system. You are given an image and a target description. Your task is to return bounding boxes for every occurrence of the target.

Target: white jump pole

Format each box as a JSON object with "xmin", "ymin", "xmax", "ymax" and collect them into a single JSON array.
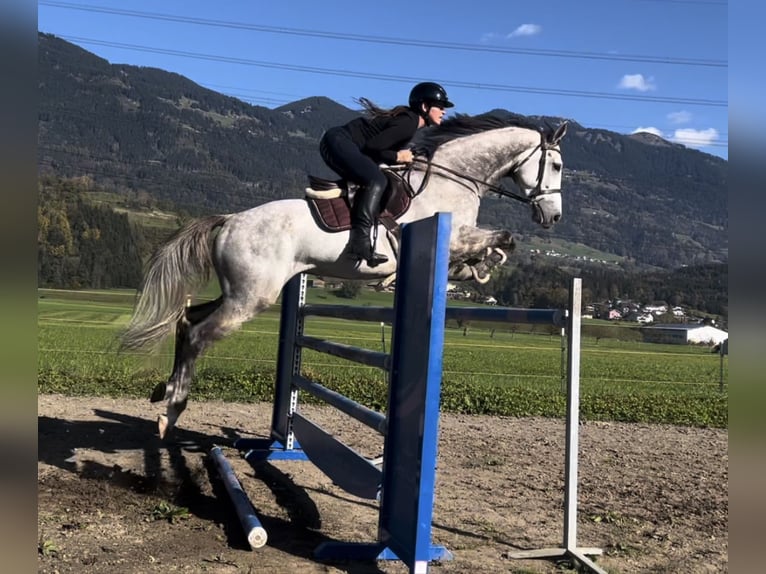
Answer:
[{"xmin": 210, "ymin": 446, "xmax": 268, "ymax": 549}]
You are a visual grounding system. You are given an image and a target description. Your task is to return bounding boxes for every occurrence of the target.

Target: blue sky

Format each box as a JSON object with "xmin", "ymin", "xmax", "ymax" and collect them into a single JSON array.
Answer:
[{"xmin": 38, "ymin": 0, "xmax": 728, "ymax": 159}]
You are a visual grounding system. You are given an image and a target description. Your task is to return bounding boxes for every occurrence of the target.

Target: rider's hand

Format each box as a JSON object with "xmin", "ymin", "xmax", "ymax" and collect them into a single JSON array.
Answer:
[{"xmin": 396, "ymin": 149, "xmax": 414, "ymax": 164}]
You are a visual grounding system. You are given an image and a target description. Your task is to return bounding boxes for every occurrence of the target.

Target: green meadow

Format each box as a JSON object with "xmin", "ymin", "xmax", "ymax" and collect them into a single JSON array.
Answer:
[{"xmin": 38, "ymin": 287, "xmax": 728, "ymax": 428}]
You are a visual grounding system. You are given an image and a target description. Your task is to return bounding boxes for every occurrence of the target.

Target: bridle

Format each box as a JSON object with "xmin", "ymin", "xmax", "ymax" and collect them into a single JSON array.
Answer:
[{"xmin": 409, "ymin": 130, "xmax": 561, "ymax": 206}]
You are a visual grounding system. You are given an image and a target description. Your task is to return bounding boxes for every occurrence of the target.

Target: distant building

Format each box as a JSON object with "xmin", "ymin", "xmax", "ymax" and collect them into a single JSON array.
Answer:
[
  {"xmin": 643, "ymin": 303, "xmax": 668, "ymax": 315},
  {"xmin": 641, "ymin": 324, "xmax": 728, "ymax": 345}
]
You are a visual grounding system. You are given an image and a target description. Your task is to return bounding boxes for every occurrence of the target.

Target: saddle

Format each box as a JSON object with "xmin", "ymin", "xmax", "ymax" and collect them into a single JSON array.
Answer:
[{"xmin": 305, "ymin": 170, "xmax": 414, "ymax": 234}]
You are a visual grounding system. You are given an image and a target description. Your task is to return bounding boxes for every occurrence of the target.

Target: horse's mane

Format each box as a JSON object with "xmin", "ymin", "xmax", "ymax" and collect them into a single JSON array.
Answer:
[{"xmin": 411, "ymin": 112, "xmax": 544, "ymax": 158}]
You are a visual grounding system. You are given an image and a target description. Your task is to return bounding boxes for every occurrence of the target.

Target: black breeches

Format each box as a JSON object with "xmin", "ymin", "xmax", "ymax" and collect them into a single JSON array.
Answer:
[{"xmin": 319, "ymin": 128, "xmax": 388, "ymax": 193}]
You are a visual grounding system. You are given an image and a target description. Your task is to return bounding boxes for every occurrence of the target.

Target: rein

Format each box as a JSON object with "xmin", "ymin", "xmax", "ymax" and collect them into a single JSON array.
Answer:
[
  {"xmin": 411, "ymin": 157, "xmax": 533, "ymax": 205},
  {"xmin": 408, "ymin": 131, "xmax": 560, "ymax": 206}
]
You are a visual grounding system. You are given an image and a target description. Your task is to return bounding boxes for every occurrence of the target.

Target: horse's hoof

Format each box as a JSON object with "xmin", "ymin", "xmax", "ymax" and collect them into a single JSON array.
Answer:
[
  {"xmin": 471, "ymin": 265, "xmax": 491, "ymax": 284},
  {"xmin": 489, "ymin": 248, "xmax": 508, "ymax": 266},
  {"xmin": 150, "ymin": 382, "xmax": 167, "ymax": 403},
  {"xmin": 375, "ymin": 273, "xmax": 397, "ymax": 291}
]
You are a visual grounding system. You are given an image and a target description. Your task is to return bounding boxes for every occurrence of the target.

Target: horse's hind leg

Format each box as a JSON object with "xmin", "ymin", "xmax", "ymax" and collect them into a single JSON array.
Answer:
[
  {"xmin": 150, "ymin": 298, "xmax": 222, "ymax": 403},
  {"xmin": 157, "ymin": 296, "xmax": 272, "ymax": 438},
  {"xmin": 151, "ymin": 298, "xmax": 222, "ymax": 437}
]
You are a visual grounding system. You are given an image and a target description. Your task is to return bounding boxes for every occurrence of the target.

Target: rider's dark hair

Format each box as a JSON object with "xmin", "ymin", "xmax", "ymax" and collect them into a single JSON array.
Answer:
[{"xmin": 356, "ymin": 97, "xmax": 411, "ymax": 118}]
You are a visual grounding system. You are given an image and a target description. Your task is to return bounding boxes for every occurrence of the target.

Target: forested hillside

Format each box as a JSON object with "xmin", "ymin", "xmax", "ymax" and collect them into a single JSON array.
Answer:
[
  {"xmin": 38, "ymin": 176, "xmax": 144, "ymax": 289},
  {"xmin": 38, "ymin": 33, "xmax": 355, "ymax": 215},
  {"xmin": 475, "ymin": 257, "xmax": 727, "ymax": 317}
]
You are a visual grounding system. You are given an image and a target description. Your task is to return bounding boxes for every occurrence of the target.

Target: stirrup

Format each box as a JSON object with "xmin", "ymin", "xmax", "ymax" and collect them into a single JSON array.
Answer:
[
  {"xmin": 347, "ymin": 225, "xmax": 388, "ymax": 267},
  {"xmin": 366, "ymin": 251, "xmax": 388, "ymax": 267},
  {"xmin": 367, "ymin": 222, "xmax": 388, "ymax": 267},
  {"xmin": 346, "ymin": 243, "xmax": 389, "ymax": 267}
]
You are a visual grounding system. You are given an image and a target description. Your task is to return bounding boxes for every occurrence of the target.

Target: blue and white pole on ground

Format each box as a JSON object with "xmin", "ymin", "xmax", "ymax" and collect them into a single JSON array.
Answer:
[{"xmin": 210, "ymin": 445, "xmax": 268, "ymax": 549}]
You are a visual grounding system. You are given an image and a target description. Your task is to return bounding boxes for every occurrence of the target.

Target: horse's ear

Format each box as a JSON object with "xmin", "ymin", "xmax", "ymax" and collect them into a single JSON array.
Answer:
[{"xmin": 551, "ymin": 121, "xmax": 568, "ymax": 145}]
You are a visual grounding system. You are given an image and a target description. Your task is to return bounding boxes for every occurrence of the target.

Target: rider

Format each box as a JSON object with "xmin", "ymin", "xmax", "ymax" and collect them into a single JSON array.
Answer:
[{"xmin": 319, "ymin": 82, "xmax": 454, "ymax": 266}]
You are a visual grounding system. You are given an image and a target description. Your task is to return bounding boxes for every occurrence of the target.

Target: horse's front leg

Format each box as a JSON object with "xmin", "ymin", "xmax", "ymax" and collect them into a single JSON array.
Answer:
[
  {"xmin": 450, "ymin": 225, "xmax": 514, "ymax": 259},
  {"xmin": 447, "ymin": 263, "xmax": 475, "ymax": 282},
  {"xmin": 449, "ymin": 226, "xmax": 515, "ymax": 283}
]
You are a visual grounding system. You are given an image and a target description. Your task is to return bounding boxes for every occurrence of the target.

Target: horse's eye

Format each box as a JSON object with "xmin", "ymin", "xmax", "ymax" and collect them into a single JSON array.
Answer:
[{"xmin": 553, "ymin": 163, "xmax": 562, "ymax": 172}]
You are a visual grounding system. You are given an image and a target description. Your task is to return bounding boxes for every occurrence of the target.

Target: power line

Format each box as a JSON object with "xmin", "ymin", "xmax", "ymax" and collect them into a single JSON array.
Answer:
[
  {"xmin": 208, "ymin": 92, "xmax": 290, "ymax": 107},
  {"xmin": 198, "ymin": 82, "xmax": 300, "ymax": 99},
  {"xmin": 632, "ymin": 0, "xmax": 727, "ymax": 5},
  {"xmin": 57, "ymin": 35, "xmax": 728, "ymax": 109},
  {"xmin": 40, "ymin": 44, "xmax": 292, "ymax": 108},
  {"xmin": 39, "ymin": 1, "xmax": 727, "ymax": 68},
  {"xmin": 37, "ymin": 47, "xmax": 729, "ymax": 145},
  {"xmin": 594, "ymin": 122, "xmax": 727, "ymax": 140}
]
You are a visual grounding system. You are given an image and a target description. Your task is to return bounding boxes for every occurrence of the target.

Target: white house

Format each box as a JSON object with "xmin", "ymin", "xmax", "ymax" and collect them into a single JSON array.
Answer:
[
  {"xmin": 641, "ymin": 324, "xmax": 728, "ymax": 346},
  {"xmin": 643, "ymin": 304, "xmax": 668, "ymax": 315}
]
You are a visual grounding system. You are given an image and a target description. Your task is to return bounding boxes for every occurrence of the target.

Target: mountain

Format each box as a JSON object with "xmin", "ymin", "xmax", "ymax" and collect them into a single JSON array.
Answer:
[
  {"xmin": 38, "ymin": 33, "xmax": 727, "ymax": 269},
  {"xmin": 38, "ymin": 33, "xmax": 357, "ymax": 214}
]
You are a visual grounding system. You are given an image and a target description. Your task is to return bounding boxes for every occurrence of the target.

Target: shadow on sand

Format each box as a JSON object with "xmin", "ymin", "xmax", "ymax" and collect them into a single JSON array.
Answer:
[{"xmin": 38, "ymin": 409, "xmax": 389, "ymax": 573}]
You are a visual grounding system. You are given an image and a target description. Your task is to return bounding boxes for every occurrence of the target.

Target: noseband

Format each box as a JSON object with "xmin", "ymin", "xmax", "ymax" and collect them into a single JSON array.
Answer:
[{"xmin": 411, "ymin": 130, "xmax": 561, "ymax": 206}]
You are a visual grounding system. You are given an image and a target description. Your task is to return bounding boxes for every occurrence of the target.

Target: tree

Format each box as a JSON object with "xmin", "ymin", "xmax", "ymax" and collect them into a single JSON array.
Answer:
[
  {"xmin": 38, "ymin": 176, "xmax": 144, "ymax": 288},
  {"xmin": 335, "ymin": 281, "xmax": 362, "ymax": 299}
]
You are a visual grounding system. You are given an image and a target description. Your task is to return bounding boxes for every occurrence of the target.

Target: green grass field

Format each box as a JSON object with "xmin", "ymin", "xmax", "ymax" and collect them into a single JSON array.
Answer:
[{"xmin": 38, "ymin": 287, "xmax": 728, "ymax": 428}]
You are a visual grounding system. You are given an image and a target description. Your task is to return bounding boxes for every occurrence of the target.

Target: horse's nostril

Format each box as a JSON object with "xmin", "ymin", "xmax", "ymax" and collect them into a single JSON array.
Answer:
[{"xmin": 553, "ymin": 214, "xmax": 561, "ymax": 223}]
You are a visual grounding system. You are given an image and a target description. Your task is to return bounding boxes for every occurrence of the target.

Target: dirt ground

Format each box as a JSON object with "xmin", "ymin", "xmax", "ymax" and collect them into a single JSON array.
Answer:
[{"xmin": 37, "ymin": 394, "xmax": 728, "ymax": 573}]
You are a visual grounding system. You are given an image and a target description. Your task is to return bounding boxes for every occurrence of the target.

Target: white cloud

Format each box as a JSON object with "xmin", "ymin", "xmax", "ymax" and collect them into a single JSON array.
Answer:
[
  {"xmin": 618, "ymin": 74, "xmax": 657, "ymax": 92},
  {"xmin": 508, "ymin": 24, "xmax": 541, "ymax": 38},
  {"xmin": 671, "ymin": 128, "xmax": 719, "ymax": 148},
  {"xmin": 479, "ymin": 32, "xmax": 500, "ymax": 44},
  {"xmin": 667, "ymin": 110, "xmax": 692, "ymax": 124},
  {"xmin": 632, "ymin": 126, "xmax": 664, "ymax": 137},
  {"xmin": 631, "ymin": 126, "xmax": 720, "ymax": 149}
]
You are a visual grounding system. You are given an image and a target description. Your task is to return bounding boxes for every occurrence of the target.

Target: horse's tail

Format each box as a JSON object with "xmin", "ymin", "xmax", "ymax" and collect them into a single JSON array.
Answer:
[{"xmin": 120, "ymin": 214, "xmax": 229, "ymax": 352}]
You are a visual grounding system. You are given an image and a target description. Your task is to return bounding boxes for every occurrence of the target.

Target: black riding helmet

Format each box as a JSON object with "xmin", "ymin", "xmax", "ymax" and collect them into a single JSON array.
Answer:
[{"xmin": 409, "ymin": 82, "xmax": 454, "ymax": 122}]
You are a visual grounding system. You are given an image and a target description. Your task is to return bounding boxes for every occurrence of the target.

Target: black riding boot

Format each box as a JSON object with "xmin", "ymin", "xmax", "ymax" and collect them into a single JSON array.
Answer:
[{"xmin": 347, "ymin": 181, "xmax": 388, "ymax": 267}]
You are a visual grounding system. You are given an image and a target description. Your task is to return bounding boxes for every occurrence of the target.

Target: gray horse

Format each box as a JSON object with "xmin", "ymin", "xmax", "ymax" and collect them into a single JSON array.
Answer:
[{"xmin": 121, "ymin": 114, "xmax": 568, "ymax": 437}]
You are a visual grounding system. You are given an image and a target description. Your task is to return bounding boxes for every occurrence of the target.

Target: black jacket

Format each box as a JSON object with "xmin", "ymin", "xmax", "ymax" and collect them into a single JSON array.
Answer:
[{"xmin": 340, "ymin": 109, "xmax": 420, "ymax": 164}]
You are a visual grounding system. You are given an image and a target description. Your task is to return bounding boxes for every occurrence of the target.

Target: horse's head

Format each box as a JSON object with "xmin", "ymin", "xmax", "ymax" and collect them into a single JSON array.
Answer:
[
  {"xmin": 411, "ymin": 115, "xmax": 569, "ymax": 230},
  {"xmin": 510, "ymin": 122, "xmax": 568, "ymax": 229}
]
